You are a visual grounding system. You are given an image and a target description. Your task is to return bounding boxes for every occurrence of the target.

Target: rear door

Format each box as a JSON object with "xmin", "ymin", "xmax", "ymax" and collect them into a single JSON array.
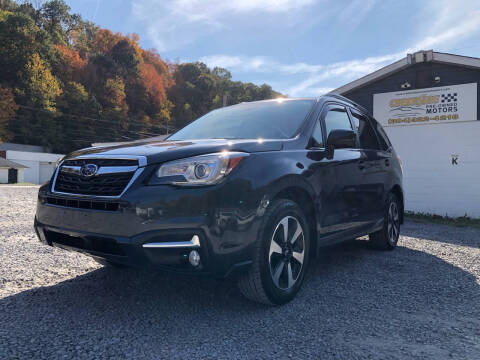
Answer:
[{"xmin": 348, "ymin": 109, "xmax": 386, "ymax": 224}]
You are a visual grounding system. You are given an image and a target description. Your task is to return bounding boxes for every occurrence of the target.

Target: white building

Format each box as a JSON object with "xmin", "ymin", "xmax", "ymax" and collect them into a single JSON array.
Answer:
[
  {"xmin": 333, "ymin": 50, "xmax": 480, "ymax": 218},
  {"xmin": 0, "ymin": 158, "xmax": 27, "ymax": 184},
  {"xmin": 3, "ymin": 150, "xmax": 64, "ymax": 185}
]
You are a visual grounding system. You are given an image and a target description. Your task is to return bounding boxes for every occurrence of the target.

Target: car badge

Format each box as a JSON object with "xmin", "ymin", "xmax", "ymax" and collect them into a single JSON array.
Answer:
[{"xmin": 80, "ymin": 163, "xmax": 98, "ymax": 177}]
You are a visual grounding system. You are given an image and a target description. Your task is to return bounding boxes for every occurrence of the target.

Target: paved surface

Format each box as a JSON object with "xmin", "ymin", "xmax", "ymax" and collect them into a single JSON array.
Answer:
[{"xmin": 1, "ymin": 187, "xmax": 479, "ymax": 359}]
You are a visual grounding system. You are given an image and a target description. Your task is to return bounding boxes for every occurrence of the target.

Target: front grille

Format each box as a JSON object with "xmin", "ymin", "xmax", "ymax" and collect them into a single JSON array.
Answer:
[
  {"xmin": 46, "ymin": 196, "xmax": 120, "ymax": 211},
  {"xmin": 45, "ymin": 230, "xmax": 125, "ymax": 256},
  {"xmin": 53, "ymin": 157, "xmax": 140, "ymax": 196},
  {"xmin": 54, "ymin": 172, "xmax": 134, "ymax": 196}
]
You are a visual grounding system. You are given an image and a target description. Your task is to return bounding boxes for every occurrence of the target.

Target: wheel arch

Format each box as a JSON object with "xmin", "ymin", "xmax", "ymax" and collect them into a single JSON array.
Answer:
[{"xmin": 270, "ymin": 185, "xmax": 318, "ymax": 258}]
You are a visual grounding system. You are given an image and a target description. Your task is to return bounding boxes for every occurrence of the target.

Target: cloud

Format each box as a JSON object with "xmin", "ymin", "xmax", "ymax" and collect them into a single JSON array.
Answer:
[
  {"xmin": 338, "ymin": 0, "xmax": 376, "ymax": 29},
  {"xmin": 132, "ymin": 0, "xmax": 317, "ymax": 51},
  {"xmin": 198, "ymin": 55, "xmax": 323, "ymax": 75},
  {"xmin": 137, "ymin": 0, "xmax": 480, "ymax": 96},
  {"xmin": 204, "ymin": 0, "xmax": 480, "ymax": 96},
  {"xmin": 199, "ymin": 52, "xmax": 404, "ymax": 96}
]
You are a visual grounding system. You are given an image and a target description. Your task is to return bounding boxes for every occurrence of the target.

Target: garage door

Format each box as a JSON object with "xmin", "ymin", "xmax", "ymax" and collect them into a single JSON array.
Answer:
[{"xmin": 39, "ymin": 162, "xmax": 55, "ymax": 184}]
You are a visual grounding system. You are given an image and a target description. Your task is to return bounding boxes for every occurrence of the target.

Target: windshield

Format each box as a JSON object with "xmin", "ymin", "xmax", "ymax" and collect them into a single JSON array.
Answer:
[{"xmin": 169, "ymin": 99, "xmax": 315, "ymax": 140}]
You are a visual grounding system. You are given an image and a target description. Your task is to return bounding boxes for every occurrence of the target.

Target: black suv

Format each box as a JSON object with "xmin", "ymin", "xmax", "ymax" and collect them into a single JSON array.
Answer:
[{"xmin": 35, "ymin": 94, "xmax": 403, "ymax": 305}]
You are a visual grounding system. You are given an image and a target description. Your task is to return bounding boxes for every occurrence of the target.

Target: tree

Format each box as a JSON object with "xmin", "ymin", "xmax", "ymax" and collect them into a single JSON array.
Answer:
[
  {"xmin": 40, "ymin": 0, "xmax": 70, "ymax": 42},
  {"xmin": 0, "ymin": 11, "xmax": 38, "ymax": 85},
  {"xmin": 23, "ymin": 53, "xmax": 62, "ymax": 111},
  {"xmin": 0, "ymin": 86, "xmax": 18, "ymax": 142}
]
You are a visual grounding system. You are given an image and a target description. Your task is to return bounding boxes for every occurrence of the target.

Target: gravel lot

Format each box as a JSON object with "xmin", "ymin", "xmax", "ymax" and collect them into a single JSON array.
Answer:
[{"xmin": 1, "ymin": 186, "xmax": 479, "ymax": 359}]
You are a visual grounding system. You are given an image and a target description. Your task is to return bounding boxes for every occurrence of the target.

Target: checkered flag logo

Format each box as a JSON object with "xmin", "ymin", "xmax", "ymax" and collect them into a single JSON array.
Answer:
[{"xmin": 441, "ymin": 93, "xmax": 457, "ymax": 103}]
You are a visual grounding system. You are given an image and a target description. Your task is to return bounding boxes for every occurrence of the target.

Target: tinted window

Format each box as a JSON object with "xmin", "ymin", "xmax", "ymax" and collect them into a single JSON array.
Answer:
[
  {"xmin": 324, "ymin": 106, "xmax": 352, "ymax": 138},
  {"xmin": 310, "ymin": 121, "xmax": 324, "ymax": 147},
  {"xmin": 169, "ymin": 99, "xmax": 314, "ymax": 140},
  {"xmin": 375, "ymin": 121, "xmax": 392, "ymax": 151},
  {"xmin": 350, "ymin": 111, "xmax": 380, "ymax": 150}
]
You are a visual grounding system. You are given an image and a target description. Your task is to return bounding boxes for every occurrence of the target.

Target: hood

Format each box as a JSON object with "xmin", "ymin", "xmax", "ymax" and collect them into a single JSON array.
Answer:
[{"xmin": 66, "ymin": 139, "xmax": 284, "ymax": 165}]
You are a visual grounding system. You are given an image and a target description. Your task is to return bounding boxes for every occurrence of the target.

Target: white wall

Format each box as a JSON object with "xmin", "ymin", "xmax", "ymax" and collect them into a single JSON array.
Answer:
[
  {"xmin": 5, "ymin": 150, "xmax": 63, "ymax": 185},
  {"xmin": 386, "ymin": 121, "xmax": 480, "ymax": 218},
  {"xmin": 0, "ymin": 168, "xmax": 24, "ymax": 183},
  {"xmin": 17, "ymin": 168, "xmax": 25, "ymax": 183},
  {"xmin": 39, "ymin": 162, "xmax": 56, "ymax": 183},
  {"xmin": 0, "ymin": 169, "xmax": 8, "ymax": 184}
]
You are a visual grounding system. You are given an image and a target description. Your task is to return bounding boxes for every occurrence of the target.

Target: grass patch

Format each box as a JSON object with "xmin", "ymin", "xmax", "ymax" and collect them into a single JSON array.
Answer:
[
  {"xmin": 0, "ymin": 182, "xmax": 36, "ymax": 186},
  {"xmin": 405, "ymin": 211, "xmax": 480, "ymax": 228}
]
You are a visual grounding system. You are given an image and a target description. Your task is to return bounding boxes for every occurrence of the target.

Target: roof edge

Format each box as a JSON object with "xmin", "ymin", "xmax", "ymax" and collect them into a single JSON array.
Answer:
[{"xmin": 331, "ymin": 50, "xmax": 480, "ymax": 95}]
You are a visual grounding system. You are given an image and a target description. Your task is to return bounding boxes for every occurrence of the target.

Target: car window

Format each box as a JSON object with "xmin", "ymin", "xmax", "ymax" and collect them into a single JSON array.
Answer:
[
  {"xmin": 169, "ymin": 99, "xmax": 315, "ymax": 140},
  {"xmin": 350, "ymin": 111, "xmax": 380, "ymax": 150},
  {"xmin": 310, "ymin": 120, "xmax": 324, "ymax": 148},
  {"xmin": 375, "ymin": 121, "xmax": 392, "ymax": 151},
  {"xmin": 323, "ymin": 106, "xmax": 352, "ymax": 138}
]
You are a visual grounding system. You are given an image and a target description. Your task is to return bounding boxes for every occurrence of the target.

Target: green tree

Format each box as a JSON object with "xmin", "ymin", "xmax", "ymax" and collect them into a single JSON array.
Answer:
[
  {"xmin": 0, "ymin": 86, "xmax": 18, "ymax": 142},
  {"xmin": 23, "ymin": 52, "xmax": 62, "ymax": 111}
]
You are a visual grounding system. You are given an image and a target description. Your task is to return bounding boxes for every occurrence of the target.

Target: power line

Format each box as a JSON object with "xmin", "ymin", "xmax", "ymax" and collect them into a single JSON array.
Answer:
[
  {"xmin": 16, "ymin": 104, "xmax": 174, "ymax": 133},
  {"xmin": 12, "ymin": 106, "xmax": 165, "ymax": 138},
  {"xmin": 7, "ymin": 122, "xmax": 154, "ymax": 140}
]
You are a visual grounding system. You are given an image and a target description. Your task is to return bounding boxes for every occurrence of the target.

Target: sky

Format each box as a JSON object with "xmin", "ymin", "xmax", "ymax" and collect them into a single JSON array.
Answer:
[{"xmin": 66, "ymin": 0, "xmax": 480, "ymax": 97}]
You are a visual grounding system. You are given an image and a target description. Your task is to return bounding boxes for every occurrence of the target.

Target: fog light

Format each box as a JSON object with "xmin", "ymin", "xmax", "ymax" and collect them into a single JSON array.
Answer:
[{"xmin": 189, "ymin": 250, "xmax": 201, "ymax": 267}]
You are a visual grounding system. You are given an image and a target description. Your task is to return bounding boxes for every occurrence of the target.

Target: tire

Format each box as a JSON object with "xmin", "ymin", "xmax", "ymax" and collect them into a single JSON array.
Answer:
[
  {"xmin": 237, "ymin": 199, "xmax": 310, "ymax": 305},
  {"xmin": 369, "ymin": 192, "xmax": 401, "ymax": 250}
]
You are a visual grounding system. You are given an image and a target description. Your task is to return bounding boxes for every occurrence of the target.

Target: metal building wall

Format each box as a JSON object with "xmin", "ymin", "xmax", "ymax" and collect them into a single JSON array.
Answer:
[{"xmin": 343, "ymin": 62, "xmax": 480, "ymax": 217}]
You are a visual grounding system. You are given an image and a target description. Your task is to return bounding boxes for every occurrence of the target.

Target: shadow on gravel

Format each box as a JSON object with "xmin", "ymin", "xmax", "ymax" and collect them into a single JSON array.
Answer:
[
  {"xmin": 1, "ymin": 239, "xmax": 479, "ymax": 359},
  {"xmin": 401, "ymin": 220, "xmax": 480, "ymax": 248}
]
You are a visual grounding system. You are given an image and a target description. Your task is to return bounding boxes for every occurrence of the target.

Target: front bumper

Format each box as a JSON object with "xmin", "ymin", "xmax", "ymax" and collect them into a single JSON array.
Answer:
[{"xmin": 35, "ymin": 177, "xmax": 263, "ymax": 278}]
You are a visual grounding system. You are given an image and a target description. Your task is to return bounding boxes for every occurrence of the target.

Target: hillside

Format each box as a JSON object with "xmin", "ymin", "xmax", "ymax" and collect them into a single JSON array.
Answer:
[{"xmin": 0, "ymin": 0, "xmax": 281, "ymax": 153}]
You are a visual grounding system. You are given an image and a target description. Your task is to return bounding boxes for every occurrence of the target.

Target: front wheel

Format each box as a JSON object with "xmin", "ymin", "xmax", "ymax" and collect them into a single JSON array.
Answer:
[
  {"xmin": 237, "ymin": 199, "xmax": 310, "ymax": 305},
  {"xmin": 369, "ymin": 193, "xmax": 401, "ymax": 250}
]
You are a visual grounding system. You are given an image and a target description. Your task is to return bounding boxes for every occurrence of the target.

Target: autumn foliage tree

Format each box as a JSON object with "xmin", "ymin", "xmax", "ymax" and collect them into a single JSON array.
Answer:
[{"xmin": 0, "ymin": 0, "xmax": 281, "ymax": 153}]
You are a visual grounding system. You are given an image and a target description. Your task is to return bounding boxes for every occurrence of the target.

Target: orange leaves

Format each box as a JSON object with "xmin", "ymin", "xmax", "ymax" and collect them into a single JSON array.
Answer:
[
  {"xmin": 55, "ymin": 44, "xmax": 86, "ymax": 82},
  {"xmin": 140, "ymin": 62, "xmax": 167, "ymax": 104},
  {"xmin": 92, "ymin": 29, "xmax": 120, "ymax": 54}
]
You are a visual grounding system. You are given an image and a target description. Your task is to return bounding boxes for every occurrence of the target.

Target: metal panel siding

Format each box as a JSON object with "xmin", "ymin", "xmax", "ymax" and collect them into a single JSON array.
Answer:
[
  {"xmin": 343, "ymin": 62, "xmax": 480, "ymax": 119},
  {"xmin": 387, "ymin": 121, "xmax": 480, "ymax": 217}
]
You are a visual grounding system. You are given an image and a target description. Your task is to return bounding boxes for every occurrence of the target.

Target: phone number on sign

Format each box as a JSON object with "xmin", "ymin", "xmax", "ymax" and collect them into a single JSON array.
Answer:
[{"xmin": 388, "ymin": 113, "xmax": 459, "ymax": 124}]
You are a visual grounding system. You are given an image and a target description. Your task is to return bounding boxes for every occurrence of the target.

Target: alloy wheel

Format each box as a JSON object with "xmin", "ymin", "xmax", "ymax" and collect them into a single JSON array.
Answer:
[
  {"xmin": 387, "ymin": 201, "xmax": 400, "ymax": 244},
  {"xmin": 268, "ymin": 216, "xmax": 305, "ymax": 290}
]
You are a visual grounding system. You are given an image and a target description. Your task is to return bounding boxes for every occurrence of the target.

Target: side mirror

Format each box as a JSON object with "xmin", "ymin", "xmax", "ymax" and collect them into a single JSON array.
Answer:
[{"xmin": 326, "ymin": 129, "xmax": 356, "ymax": 153}]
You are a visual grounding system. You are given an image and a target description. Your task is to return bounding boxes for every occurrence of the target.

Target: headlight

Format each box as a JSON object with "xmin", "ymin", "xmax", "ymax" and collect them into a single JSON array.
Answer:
[{"xmin": 150, "ymin": 152, "xmax": 248, "ymax": 186}]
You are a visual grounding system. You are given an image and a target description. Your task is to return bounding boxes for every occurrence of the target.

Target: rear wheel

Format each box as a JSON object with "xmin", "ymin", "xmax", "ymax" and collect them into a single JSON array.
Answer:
[
  {"xmin": 369, "ymin": 193, "xmax": 401, "ymax": 250},
  {"xmin": 237, "ymin": 199, "xmax": 310, "ymax": 305}
]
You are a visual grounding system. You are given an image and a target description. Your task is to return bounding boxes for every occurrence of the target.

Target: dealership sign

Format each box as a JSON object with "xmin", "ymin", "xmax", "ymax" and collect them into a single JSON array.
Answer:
[{"xmin": 373, "ymin": 83, "xmax": 477, "ymax": 126}]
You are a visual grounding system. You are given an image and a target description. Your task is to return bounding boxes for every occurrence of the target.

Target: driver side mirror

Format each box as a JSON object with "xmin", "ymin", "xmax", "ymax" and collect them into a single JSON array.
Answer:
[{"xmin": 326, "ymin": 129, "xmax": 356, "ymax": 155}]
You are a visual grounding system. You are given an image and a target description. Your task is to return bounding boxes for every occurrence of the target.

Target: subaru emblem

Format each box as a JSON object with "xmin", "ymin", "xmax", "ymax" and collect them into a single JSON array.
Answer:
[{"xmin": 80, "ymin": 163, "xmax": 98, "ymax": 177}]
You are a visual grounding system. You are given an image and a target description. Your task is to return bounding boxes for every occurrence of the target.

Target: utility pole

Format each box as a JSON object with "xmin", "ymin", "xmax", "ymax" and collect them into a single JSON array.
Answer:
[{"xmin": 222, "ymin": 94, "xmax": 227, "ymax": 107}]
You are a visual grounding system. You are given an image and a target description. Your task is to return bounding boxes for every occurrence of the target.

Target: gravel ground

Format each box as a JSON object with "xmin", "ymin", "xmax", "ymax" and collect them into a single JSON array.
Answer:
[{"xmin": 1, "ymin": 186, "xmax": 479, "ymax": 359}]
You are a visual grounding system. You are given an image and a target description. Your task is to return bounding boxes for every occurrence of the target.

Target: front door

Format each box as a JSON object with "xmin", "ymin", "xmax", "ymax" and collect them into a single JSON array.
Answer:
[{"xmin": 313, "ymin": 104, "xmax": 364, "ymax": 237}]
